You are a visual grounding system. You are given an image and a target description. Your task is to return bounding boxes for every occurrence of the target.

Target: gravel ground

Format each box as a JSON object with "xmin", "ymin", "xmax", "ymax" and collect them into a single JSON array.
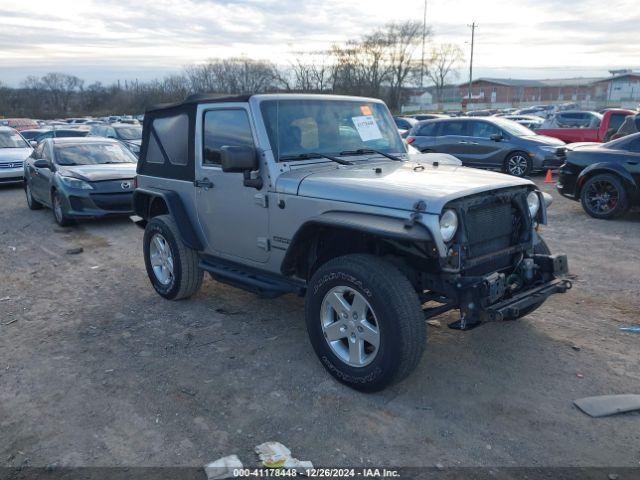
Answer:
[{"xmin": 1, "ymin": 176, "xmax": 639, "ymax": 470}]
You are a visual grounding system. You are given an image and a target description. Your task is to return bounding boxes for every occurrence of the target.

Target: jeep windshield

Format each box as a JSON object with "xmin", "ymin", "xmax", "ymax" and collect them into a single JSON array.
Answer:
[{"xmin": 260, "ymin": 99, "xmax": 406, "ymax": 161}]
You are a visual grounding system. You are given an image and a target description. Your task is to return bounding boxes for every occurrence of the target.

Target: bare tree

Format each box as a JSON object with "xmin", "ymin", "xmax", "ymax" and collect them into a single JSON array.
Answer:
[
  {"xmin": 384, "ymin": 21, "xmax": 427, "ymax": 110},
  {"xmin": 426, "ymin": 43, "xmax": 464, "ymax": 106}
]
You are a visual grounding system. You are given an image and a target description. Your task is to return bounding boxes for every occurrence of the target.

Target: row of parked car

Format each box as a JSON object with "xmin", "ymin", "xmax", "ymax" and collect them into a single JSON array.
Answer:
[{"xmin": 395, "ymin": 111, "xmax": 640, "ymax": 219}]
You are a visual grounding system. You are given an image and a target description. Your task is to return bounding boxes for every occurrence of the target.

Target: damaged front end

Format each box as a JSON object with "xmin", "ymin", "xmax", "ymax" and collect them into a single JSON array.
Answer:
[{"xmin": 419, "ymin": 186, "xmax": 571, "ymax": 330}]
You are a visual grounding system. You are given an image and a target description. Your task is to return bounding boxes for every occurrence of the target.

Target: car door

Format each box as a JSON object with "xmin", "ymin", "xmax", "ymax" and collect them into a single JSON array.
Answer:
[
  {"xmin": 30, "ymin": 142, "xmax": 54, "ymax": 204},
  {"xmin": 410, "ymin": 121, "xmax": 439, "ymax": 152},
  {"xmin": 195, "ymin": 105, "xmax": 270, "ymax": 263},
  {"xmin": 464, "ymin": 121, "xmax": 507, "ymax": 167},
  {"xmin": 621, "ymin": 136, "xmax": 640, "ymax": 179},
  {"xmin": 432, "ymin": 120, "xmax": 474, "ymax": 162}
]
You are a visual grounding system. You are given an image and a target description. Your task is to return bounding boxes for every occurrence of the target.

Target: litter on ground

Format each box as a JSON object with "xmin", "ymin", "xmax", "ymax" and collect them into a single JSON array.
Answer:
[
  {"xmin": 204, "ymin": 454, "xmax": 243, "ymax": 480},
  {"xmin": 255, "ymin": 441, "xmax": 313, "ymax": 470},
  {"xmin": 574, "ymin": 394, "xmax": 640, "ymax": 417}
]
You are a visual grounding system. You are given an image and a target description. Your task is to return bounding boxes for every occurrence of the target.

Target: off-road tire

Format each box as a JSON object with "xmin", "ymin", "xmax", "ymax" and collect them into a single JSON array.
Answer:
[
  {"xmin": 143, "ymin": 214, "xmax": 203, "ymax": 300},
  {"xmin": 580, "ymin": 173, "xmax": 629, "ymax": 220},
  {"xmin": 509, "ymin": 237, "xmax": 551, "ymax": 320},
  {"xmin": 52, "ymin": 190, "xmax": 72, "ymax": 226},
  {"xmin": 305, "ymin": 254, "xmax": 426, "ymax": 392},
  {"xmin": 25, "ymin": 181, "xmax": 43, "ymax": 210},
  {"xmin": 504, "ymin": 151, "xmax": 532, "ymax": 177}
]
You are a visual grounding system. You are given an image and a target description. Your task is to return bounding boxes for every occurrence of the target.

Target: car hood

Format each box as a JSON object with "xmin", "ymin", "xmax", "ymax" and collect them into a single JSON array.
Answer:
[
  {"xmin": 58, "ymin": 163, "xmax": 137, "ymax": 182},
  {"xmin": 564, "ymin": 142, "xmax": 602, "ymax": 151},
  {"xmin": 276, "ymin": 154, "xmax": 533, "ymax": 214},
  {"xmin": 0, "ymin": 147, "xmax": 33, "ymax": 162},
  {"xmin": 520, "ymin": 135, "xmax": 565, "ymax": 146}
]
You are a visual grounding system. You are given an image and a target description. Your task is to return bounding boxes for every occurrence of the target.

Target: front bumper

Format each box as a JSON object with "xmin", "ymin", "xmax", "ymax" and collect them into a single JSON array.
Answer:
[
  {"xmin": 64, "ymin": 192, "xmax": 134, "ymax": 218},
  {"xmin": 438, "ymin": 252, "xmax": 570, "ymax": 330},
  {"xmin": 0, "ymin": 166, "xmax": 24, "ymax": 183}
]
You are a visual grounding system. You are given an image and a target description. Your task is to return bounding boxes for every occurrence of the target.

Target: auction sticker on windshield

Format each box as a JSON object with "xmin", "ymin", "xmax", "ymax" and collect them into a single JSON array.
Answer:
[{"xmin": 352, "ymin": 115, "xmax": 383, "ymax": 142}]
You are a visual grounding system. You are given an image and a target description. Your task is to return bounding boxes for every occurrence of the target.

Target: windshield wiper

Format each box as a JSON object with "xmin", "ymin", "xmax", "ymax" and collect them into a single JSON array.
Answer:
[
  {"xmin": 339, "ymin": 148, "xmax": 403, "ymax": 161},
  {"xmin": 280, "ymin": 152, "xmax": 353, "ymax": 166}
]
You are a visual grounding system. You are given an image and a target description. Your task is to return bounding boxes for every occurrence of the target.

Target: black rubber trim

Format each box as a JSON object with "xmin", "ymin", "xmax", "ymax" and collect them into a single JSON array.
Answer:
[{"xmin": 134, "ymin": 188, "xmax": 204, "ymax": 251}]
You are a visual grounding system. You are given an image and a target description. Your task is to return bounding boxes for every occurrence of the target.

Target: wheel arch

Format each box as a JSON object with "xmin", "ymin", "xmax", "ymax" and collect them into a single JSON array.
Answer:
[
  {"xmin": 576, "ymin": 163, "xmax": 638, "ymax": 200},
  {"xmin": 281, "ymin": 211, "xmax": 436, "ymax": 282},
  {"xmin": 133, "ymin": 189, "xmax": 204, "ymax": 251}
]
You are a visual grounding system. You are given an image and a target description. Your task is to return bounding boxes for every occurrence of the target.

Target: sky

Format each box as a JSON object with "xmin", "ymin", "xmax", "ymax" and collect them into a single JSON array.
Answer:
[{"xmin": 0, "ymin": 0, "xmax": 639, "ymax": 86}]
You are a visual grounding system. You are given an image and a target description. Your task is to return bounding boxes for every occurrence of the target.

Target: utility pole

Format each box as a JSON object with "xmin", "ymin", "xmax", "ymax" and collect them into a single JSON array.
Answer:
[
  {"xmin": 467, "ymin": 22, "xmax": 476, "ymax": 102},
  {"xmin": 420, "ymin": 0, "xmax": 428, "ymax": 88}
]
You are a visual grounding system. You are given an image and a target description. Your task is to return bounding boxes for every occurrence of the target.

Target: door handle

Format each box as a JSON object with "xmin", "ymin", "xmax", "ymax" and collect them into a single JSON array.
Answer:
[{"xmin": 194, "ymin": 178, "xmax": 214, "ymax": 189}]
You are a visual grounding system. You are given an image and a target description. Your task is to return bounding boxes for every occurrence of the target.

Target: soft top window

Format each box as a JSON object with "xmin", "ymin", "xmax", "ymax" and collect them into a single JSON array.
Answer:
[{"xmin": 151, "ymin": 114, "xmax": 188, "ymax": 166}]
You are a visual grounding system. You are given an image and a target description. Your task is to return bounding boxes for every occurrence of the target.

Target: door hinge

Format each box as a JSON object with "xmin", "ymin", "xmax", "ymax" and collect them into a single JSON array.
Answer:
[
  {"xmin": 257, "ymin": 237, "xmax": 270, "ymax": 251},
  {"xmin": 254, "ymin": 193, "xmax": 268, "ymax": 208}
]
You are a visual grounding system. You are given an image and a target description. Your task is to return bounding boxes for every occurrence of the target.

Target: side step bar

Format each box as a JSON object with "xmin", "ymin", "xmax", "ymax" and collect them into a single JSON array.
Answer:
[{"xmin": 199, "ymin": 256, "xmax": 306, "ymax": 299}]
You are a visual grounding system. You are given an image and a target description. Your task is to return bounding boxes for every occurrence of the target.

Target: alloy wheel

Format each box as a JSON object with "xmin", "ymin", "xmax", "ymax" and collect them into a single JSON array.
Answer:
[
  {"xmin": 507, "ymin": 154, "xmax": 529, "ymax": 177},
  {"xmin": 585, "ymin": 180, "xmax": 619, "ymax": 214},
  {"xmin": 149, "ymin": 233, "xmax": 174, "ymax": 286},
  {"xmin": 320, "ymin": 286, "xmax": 380, "ymax": 367}
]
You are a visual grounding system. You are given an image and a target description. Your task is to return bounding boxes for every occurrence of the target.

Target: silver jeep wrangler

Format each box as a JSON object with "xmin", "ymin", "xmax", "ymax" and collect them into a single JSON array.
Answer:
[{"xmin": 133, "ymin": 93, "xmax": 570, "ymax": 391}]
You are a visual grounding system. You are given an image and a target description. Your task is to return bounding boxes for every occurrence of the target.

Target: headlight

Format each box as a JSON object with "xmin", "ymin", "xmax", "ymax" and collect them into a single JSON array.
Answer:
[
  {"xmin": 527, "ymin": 191, "xmax": 540, "ymax": 218},
  {"xmin": 60, "ymin": 176, "xmax": 93, "ymax": 190},
  {"xmin": 539, "ymin": 146, "xmax": 559, "ymax": 153},
  {"xmin": 439, "ymin": 209, "xmax": 458, "ymax": 242}
]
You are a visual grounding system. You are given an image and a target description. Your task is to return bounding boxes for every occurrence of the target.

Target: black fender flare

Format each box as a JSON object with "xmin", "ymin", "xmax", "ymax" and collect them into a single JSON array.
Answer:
[
  {"xmin": 576, "ymin": 162, "xmax": 639, "ymax": 200},
  {"xmin": 133, "ymin": 188, "xmax": 204, "ymax": 251},
  {"xmin": 281, "ymin": 210, "xmax": 434, "ymax": 275}
]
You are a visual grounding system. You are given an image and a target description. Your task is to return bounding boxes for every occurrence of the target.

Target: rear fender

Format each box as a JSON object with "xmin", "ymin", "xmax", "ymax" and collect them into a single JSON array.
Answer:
[
  {"xmin": 577, "ymin": 163, "xmax": 638, "ymax": 201},
  {"xmin": 133, "ymin": 188, "xmax": 204, "ymax": 251}
]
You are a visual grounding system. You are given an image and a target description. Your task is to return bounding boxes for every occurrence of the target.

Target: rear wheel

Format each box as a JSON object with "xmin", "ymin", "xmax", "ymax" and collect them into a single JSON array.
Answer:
[
  {"xmin": 305, "ymin": 254, "xmax": 426, "ymax": 392},
  {"xmin": 25, "ymin": 182, "xmax": 43, "ymax": 210},
  {"xmin": 504, "ymin": 151, "xmax": 532, "ymax": 177},
  {"xmin": 143, "ymin": 215, "xmax": 203, "ymax": 300},
  {"xmin": 580, "ymin": 173, "xmax": 629, "ymax": 219}
]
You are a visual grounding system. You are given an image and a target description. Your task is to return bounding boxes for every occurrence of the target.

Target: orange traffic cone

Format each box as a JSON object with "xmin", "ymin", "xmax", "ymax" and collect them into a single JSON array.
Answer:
[{"xmin": 544, "ymin": 169, "xmax": 553, "ymax": 184}]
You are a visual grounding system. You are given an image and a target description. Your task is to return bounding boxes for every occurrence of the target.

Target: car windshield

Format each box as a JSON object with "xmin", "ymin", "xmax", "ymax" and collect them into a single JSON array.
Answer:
[
  {"xmin": 493, "ymin": 118, "xmax": 536, "ymax": 136},
  {"xmin": 260, "ymin": 99, "xmax": 406, "ymax": 161},
  {"xmin": 115, "ymin": 126, "xmax": 142, "ymax": 140},
  {"xmin": 54, "ymin": 143, "xmax": 137, "ymax": 166},
  {"xmin": 0, "ymin": 130, "xmax": 29, "ymax": 148}
]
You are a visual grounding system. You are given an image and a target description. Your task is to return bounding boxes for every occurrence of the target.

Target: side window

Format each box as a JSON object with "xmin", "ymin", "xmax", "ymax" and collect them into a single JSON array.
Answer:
[
  {"xmin": 203, "ymin": 110, "xmax": 254, "ymax": 166},
  {"xmin": 470, "ymin": 121, "xmax": 501, "ymax": 138},
  {"xmin": 608, "ymin": 114, "xmax": 626, "ymax": 133},
  {"xmin": 440, "ymin": 121, "xmax": 467, "ymax": 137},
  {"xmin": 417, "ymin": 122, "xmax": 438, "ymax": 136}
]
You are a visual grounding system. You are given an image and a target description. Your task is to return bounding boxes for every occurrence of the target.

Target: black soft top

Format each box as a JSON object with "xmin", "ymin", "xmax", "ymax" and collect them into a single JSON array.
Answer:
[{"xmin": 146, "ymin": 94, "xmax": 252, "ymax": 113}]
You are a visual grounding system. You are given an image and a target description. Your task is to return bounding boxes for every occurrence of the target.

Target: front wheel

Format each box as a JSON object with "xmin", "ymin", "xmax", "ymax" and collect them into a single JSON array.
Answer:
[
  {"xmin": 52, "ymin": 191, "xmax": 72, "ymax": 226},
  {"xmin": 25, "ymin": 181, "xmax": 43, "ymax": 210},
  {"xmin": 143, "ymin": 215, "xmax": 203, "ymax": 300},
  {"xmin": 580, "ymin": 173, "xmax": 629, "ymax": 219},
  {"xmin": 504, "ymin": 152, "xmax": 532, "ymax": 177},
  {"xmin": 305, "ymin": 254, "xmax": 426, "ymax": 392}
]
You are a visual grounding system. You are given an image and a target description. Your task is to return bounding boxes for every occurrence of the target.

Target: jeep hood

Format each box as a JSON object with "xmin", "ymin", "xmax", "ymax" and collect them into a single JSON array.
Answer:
[
  {"xmin": 58, "ymin": 163, "xmax": 137, "ymax": 182},
  {"xmin": 277, "ymin": 159, "xmax": 533, "ymax": 214}
]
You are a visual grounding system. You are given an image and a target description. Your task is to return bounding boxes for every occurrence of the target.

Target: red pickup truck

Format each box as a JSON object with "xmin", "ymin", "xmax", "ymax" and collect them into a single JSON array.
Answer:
[{"xmin": 536, "ymin": 109, "xmax": 635, "ymax": 143}]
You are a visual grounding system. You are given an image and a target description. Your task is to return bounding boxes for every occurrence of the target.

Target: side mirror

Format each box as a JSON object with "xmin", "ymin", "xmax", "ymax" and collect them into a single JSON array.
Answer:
[
  {"xmin": 221, "ymin": 145, "xmax": 258, "ymax": 173},
  {"xmin": 490, "ymin": 133, "xmax": 503, "ymax": 142},
  {"xmin": 33, "ymin": 159, "xmax": 50, "ymax": 169}
]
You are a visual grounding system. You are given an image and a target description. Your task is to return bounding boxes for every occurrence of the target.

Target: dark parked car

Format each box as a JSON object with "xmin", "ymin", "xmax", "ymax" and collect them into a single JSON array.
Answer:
[
  {"xmin": 406, "ymin": 117, "xmax": 565, "ymax": 177},
  {"xmin": 90, "ymin": 123, "xmax": 142, "ymax": 155},
  {"xmin": 557, "ymin": 132, "xmax": 640, "ymax": 219},
  {"xmin": 23, "ymin": 137, "xmax": 137, "ymax": 226},
  {"xmin": 393, "ymin": 116, "xmax": 418, "ymax": 131}
]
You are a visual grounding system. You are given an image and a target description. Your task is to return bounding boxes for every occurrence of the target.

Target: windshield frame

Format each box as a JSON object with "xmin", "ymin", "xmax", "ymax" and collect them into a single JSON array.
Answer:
[{"xmin": 259, "ymin": 98, "xmax": 407, "ymax": 162}]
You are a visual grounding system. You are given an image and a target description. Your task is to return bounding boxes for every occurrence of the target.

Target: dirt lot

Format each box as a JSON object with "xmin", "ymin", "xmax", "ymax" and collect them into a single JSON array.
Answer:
[{"xmin": 1, "ymin": 176, "xmax": 639, "ymax": 470}]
